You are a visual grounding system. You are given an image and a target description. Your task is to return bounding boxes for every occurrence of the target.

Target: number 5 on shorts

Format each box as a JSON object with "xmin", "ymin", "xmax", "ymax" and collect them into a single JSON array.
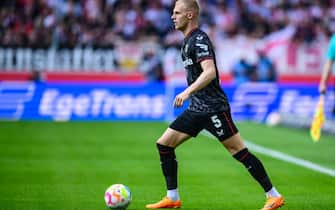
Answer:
[{"xmin": 211, "ymin": 115, "xmax": 222, "ymax": 128}]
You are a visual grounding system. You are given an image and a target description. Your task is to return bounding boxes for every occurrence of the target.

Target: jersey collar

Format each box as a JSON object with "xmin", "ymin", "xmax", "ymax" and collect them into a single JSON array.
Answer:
[{"xmin": 185, "ymin": 27, "xmax": 199, "ymax": 39}]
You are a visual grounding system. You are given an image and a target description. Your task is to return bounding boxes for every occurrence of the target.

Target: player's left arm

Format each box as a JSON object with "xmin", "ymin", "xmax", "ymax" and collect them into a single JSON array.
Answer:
[
  {"xmin": 319, "ymin": 35, "xmax": 335, "ymax": 94},
  {"xmin": 319, "ymin": 59, "xmax": 334, "ymax": 94},
  {"xmin": 173, "ymin": 59, "xmax": 216, "ymax": 107}
]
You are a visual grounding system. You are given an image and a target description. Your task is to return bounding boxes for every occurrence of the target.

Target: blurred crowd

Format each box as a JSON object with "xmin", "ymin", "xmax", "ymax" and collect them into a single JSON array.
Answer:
[
  {"xmin": 1, "ymin": 0, "xmax": 335, "ymax": 83},
  {"xmin": 1, "ymin": 0, "xmax": 334, "ymax": 48}
]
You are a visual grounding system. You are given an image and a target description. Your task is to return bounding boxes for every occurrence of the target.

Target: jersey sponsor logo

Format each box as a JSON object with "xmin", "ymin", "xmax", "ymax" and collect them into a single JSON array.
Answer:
[
  {"xmin": 0, "ymin": 82, "xmax": 35, "ymax": 119},
  {"xmin": 184, "ymin": 44, "xmax": 189, "ymax": 53},
  {"xmin": 182, "ymin": 58, "xmax": 193, "ymax": 67}
]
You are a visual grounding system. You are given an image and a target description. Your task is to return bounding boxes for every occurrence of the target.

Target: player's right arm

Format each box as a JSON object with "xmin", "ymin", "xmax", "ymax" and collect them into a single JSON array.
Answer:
[{"xmin": 173, "ymin": 59, "xmax": 216, "ymax": 107}]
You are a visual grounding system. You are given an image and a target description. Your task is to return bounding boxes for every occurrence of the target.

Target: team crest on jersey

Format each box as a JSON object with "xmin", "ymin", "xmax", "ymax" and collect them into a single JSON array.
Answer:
[{"xmin": 196, "ymin": 35, "xmax": 203, "ymax": 40}]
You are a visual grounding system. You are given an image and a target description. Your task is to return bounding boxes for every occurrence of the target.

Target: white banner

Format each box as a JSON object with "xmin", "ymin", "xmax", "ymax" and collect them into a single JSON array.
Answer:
[{"xmin": 0, "ymin": 37, "xmax": 329, "ymax": 75}]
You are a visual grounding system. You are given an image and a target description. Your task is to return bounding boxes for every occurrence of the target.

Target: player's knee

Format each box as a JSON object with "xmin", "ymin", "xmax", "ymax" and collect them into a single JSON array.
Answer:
[
  {"xmin": 156, "ymin": 138, "xmax": 174, "ymax": 148},
  {"xmin": 221, "ymin": 133, "xmax": 245, "ymax": 155}
]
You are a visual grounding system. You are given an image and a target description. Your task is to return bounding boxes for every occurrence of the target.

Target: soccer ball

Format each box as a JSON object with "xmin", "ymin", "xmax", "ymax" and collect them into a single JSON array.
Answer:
[
  {"xmin": 104, "ymin": 184, "xmax": 132, "ymax": 209},
  {"xmin": 266, "ymin": 111, "xmax": 281, "ymax": 126}
]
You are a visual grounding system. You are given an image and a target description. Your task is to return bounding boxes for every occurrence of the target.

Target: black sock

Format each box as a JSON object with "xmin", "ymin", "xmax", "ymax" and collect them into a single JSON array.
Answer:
[
  {"xmin": 233, "ymin": 148, "xmax": 273, "ymax": 192},
  {"xmin": 157, "ymin": 143, "xmax": 178, "ymax": 190}
]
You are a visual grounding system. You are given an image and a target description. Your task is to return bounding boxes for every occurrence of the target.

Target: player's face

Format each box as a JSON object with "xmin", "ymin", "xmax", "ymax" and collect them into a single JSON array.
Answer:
[{"xmin": 171, "ymin": 1, "xmax": 189, "ymax": 31}]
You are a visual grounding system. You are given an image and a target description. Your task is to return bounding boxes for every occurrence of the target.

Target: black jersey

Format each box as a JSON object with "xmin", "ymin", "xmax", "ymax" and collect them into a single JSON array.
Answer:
[{"xmin": 181, "ymin": 28, "xmax": 229, "ymax": 113}]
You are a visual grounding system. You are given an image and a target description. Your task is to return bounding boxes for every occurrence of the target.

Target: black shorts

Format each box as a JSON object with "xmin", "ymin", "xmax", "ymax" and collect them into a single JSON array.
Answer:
[{"xmin": 169, "ymin": 109, "xmax": 238, "ymax": 141}]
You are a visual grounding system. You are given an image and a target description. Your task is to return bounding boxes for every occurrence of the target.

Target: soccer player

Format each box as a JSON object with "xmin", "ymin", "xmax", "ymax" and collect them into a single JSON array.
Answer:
[
  {"xmin": 319, "ymin": 34, "xmax": 335, "ymax": 95},
  {"xmin": 145, "ymin": 0, "xmax": 284, "ymax": 209}
]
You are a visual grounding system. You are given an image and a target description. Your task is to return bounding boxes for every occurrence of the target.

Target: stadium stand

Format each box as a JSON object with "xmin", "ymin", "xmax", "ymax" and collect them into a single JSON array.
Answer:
[{"xmin": 0, "ymin": 0, "xmax": 335, "ymax": 83}]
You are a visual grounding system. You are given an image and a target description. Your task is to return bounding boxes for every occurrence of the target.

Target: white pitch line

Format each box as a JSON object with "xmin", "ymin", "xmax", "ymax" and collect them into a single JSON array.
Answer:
[
  {"xmin": 200, "ymin": 131, "xmax": 335, "ymax": 177},
  {"xmin": 244, "ymin": 140, "xmax": 335, "ymax": 177}
]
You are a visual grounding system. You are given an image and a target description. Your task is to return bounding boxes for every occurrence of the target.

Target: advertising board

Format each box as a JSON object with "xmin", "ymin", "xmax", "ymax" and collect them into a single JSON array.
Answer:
[{"xmin": 0, "ymin": 82, "xmax": 334, "ymax": 123}]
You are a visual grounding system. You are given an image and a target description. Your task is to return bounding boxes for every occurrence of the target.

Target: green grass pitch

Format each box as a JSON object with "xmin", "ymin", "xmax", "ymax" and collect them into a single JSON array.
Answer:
[{"xmin": 0, "ymin": 121, "xmax": 335, "ymax": 210}]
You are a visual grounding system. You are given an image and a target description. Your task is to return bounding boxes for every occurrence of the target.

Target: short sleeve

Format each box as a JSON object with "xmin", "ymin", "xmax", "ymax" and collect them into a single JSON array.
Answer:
[
  {"xmin": 327, "ymin": 35, "xmax": 335, "ymax": 60},
  {"xmin": 194, "ymin": 34, "xmax": 214, "ymax": 63}
]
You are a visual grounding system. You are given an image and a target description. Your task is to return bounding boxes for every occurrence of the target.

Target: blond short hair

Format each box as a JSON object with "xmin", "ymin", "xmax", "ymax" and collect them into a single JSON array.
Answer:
[{"xmin": 176, "ymin": 0, "xmax": 200, "ymax": 17}]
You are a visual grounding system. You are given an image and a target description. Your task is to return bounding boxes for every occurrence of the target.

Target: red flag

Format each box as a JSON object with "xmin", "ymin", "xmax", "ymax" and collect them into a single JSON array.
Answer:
[{"xmin": 310, "ymin": 95, "xmax": 325, "ymax": 142}]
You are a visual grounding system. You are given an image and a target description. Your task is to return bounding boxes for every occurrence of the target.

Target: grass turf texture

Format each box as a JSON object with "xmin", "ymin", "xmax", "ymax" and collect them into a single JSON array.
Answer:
[{"xmin": 0, "ymin": 121, "xmax": 334, "ymax": 210}]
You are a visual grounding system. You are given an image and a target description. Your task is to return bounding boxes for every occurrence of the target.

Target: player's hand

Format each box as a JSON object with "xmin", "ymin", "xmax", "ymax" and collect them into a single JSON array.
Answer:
[{"xmin": 173, "ymin": 91, "xmax": 190, "ymax": 107}]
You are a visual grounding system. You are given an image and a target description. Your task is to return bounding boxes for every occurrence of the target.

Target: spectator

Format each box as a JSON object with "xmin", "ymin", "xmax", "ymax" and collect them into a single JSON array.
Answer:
[
  {"xmin": 31, "ymin": 69, "xmax": 44, "ymax": 82},
  {"xmin": 139, "ymin": 49, "xmax": 164, "ymax": 82},
  {"xmin": 231, "ymin": 58, "xmax": 256, "ymax": 84},
  {"xmin": 255, "ymin": 48, "xmax": 277, "ymax": 82},
  {"xmin": 1, "ymin": 0, "xmax": 334, "ymax": 48}
]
